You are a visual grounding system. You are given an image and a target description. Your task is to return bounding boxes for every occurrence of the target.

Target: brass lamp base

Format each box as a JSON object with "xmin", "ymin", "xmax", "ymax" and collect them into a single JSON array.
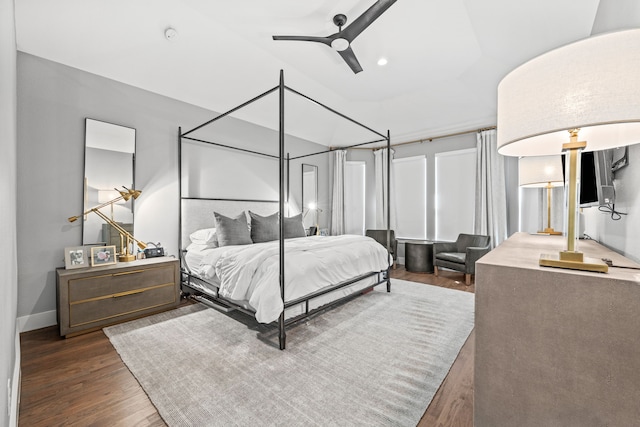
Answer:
[
  {"xmin": 539, "ymin": 251, "xmax": 608, "ymax": 273},
  {"xmin": 539, "ymin": 227, "xmax": 562, "ymax": 235},
  {"xmin": 118, "ymin": 253, "xmax": 137, "ymax": 262}
]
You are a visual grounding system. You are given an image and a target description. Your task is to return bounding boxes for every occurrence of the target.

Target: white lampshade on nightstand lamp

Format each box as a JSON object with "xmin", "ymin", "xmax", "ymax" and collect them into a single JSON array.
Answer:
[
  {"xmin": 519, "ymin": 155, "xmax": 564, "ymax": 235},
  {"xmin": 498, "ymin": 28, "xmax": 640, "ymax": 273}
]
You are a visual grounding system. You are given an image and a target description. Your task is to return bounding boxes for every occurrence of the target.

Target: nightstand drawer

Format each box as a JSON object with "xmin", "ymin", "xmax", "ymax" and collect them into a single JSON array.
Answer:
[
  {"xmin": 69, "ymin": 282, "xmax": 177, "ymax": 327},
  {"xmin": 68, "ymin": 264, "xmax": 175, "ymax": 302}
]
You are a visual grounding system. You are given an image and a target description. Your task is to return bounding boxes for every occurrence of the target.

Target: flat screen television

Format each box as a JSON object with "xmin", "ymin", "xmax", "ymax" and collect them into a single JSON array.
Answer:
[{"xmin": 563, "ymin": 150, "xmax": 615, "ymax": 207}]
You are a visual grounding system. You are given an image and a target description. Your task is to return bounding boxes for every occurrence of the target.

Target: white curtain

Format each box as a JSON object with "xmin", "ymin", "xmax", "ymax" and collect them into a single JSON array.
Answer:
[
  {"xmin": 374, "ymin": 148, "xmax": 397, "ymax": 230},
  {"xmin": 475, "ymin": 129, "xmax": 508, "ymax": 246},
  {"xmin": 330, "ymin": 150, "xmax": 346, "ymax": 235}
]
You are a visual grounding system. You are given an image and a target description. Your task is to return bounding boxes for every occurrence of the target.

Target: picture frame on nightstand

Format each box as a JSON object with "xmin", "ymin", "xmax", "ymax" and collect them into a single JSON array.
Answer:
[
  {"xmin": 64, "ymin": 246, "xmax": 89, "ymax": 270},
  {"xmin": 90, "ymin": 245, "xmax": 117, "ymax": 267}
]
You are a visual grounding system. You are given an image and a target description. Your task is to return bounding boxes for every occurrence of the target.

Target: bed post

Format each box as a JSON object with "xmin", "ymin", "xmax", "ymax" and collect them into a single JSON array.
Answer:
[
  {"xmin": 278, "ymin": 70, "xmax": 287, "ymax": 350},
  {"xmin": 386, "ymin": 129, "xmax": 391, "ymax": 293},
  {"xmin": 286, "ymin": 152, "xmax": 290, "ymax": 216},
  {"xmin": 178, "ymin": 126, "xmax": 183, "ymax": 273}
]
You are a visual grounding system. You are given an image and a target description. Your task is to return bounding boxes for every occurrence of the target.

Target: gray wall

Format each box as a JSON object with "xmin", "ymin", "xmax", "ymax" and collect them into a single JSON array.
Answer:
[
  {"xmin": 1, "ymin": 0, "xmax": 18, "ymax": 424},
  {"xmin": 16, "ymin": 52, "xmax": 329, "ymax": 322},
  {"xmin": 583, "ymin": 144, "xmax": 640, "ymax": 262}
]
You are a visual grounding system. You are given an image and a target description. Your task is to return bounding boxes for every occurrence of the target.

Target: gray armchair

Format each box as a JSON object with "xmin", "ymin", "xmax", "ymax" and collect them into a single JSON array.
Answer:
[
  {"xmin": 365, "ymin": 229, "xmax": 397, "ymax": 268},
  {"xmin": 433, "ymin": 233, "xmax": 491, "ymax": 285}
]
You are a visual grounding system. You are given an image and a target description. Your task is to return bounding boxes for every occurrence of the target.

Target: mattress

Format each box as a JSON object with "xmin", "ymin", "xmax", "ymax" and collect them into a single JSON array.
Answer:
[{"xmin": 183, "ymin": 235, "xmax": 390, "ymax": 323}]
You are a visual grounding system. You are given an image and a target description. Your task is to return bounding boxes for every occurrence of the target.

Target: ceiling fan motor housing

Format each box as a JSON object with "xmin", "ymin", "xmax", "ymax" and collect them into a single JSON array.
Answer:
[{"xmin": 333, "ymin": 14, "xmax": 348, "ymax": 28}]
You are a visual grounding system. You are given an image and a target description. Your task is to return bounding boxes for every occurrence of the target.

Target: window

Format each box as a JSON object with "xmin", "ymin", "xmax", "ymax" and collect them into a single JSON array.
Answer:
[
  {"xmin": 344, "ymin": 161, "xmax": 366, "ymax": 235},
  {"xmin": 435, "ymin": 148, "xmax": 477, "ymax": 241},
  {"xmin": 393, "ymin": 156, "xmax": 427, "ymax": 239}
]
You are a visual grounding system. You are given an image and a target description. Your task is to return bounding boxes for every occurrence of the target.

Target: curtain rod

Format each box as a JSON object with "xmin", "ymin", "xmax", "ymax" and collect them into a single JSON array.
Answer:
[{"xmin": 349, "ymin": 125, "xmax": 496, "ymax": 150}]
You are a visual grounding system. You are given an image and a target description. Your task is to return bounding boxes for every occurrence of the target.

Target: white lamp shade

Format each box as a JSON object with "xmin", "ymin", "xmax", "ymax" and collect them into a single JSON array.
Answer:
[
  {"xmin": 519, "ymin": 155, "xmax": 564, "ymax": 187},
  {"xmin": 497, "ymin": 28, "xmax": 640, "ymax": 156}
]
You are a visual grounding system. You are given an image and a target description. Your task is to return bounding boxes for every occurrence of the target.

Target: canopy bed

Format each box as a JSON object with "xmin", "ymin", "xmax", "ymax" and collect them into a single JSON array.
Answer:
[{"xmin": 178, "ymin": 71, "xmax": 392, "ymax": 350}]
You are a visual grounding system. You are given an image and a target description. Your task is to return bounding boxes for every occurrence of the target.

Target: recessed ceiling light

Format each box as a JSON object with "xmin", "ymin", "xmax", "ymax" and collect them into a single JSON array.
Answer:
[
  {"xmin": 165, "ymin": 27, "xmax": 178, "ymax": 41},
  {"xmin": 377, "ymin": 57, "xmax": 388, "ymax": 66}
]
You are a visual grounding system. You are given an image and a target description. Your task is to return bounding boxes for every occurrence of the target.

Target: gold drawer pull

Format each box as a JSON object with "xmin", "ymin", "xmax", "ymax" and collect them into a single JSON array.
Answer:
[
  {"xmin": 112, "ymin": 269, "xmax": 145, "ymax": 277},
  {"xmin": 112, "ymin": 289, "xmax": 145, "ymax": 298}
]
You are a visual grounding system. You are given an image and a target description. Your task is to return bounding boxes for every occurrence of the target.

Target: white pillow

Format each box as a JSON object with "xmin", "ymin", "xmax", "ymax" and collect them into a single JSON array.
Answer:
[
  {"xmin": 189, "ymin": 228, "xmax": 218, "ymax": 247},
  {"xmin": 186, "ymin": 242, "xmax": 215, "ymax": 252}
]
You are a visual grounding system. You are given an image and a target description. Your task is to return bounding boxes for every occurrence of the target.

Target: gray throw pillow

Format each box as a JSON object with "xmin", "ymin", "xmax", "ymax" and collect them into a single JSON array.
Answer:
[
  {"xmin": 283, "ymin": 213, "xmax": 306, "ymax": 239},
  {"xmin": 249, "ymin": 211, "xmax": 279, "ymax": 243},
  {"xmin": 213, "ymin": 212, "xmax": 252, "ymax": 247}
]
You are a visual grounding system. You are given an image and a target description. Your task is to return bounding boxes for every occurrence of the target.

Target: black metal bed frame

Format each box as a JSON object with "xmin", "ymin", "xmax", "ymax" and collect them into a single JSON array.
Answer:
[{"xmin": 178, "ymin": 70, "xmax": 391, "ymax": 350}]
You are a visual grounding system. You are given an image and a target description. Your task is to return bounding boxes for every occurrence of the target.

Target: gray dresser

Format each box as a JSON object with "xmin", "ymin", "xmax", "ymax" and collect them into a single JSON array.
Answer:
[
  {"xmin": 474, "ymin": 233, "xmax": 640, "ymax": 426},
  {"xmin": 56, "ymin": 257, "xmax": 180, "ymax": 337}
]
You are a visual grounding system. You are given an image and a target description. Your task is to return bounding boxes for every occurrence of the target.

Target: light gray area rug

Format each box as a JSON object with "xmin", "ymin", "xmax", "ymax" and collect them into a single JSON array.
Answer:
[{"xmin": 104, "ymin": 279, "xmax": 474, "ymax": 427}]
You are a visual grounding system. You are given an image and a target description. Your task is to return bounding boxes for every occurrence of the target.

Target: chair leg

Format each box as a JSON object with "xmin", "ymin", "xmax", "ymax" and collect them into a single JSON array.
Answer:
[
  {"xmin": 434, "ymin": 266, "xmax": 439, "ymax": 277},
  {"xmin": 465, "ymin": 273, "xmax": 471, "ymax": 286}
]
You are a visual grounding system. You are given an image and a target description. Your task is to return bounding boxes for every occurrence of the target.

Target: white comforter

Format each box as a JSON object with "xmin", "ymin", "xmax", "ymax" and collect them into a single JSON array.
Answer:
[{"xmin": 190, "ymin": 235, "xmax": 390, "ymax": 323}]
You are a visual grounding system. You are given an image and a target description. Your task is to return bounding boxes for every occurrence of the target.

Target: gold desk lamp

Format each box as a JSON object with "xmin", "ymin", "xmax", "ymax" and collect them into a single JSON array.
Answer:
[
  {"xmin": 497, "ymin": 28, "xmax": 640, "ymax": 273},
  {"xmin": 69, "ymin": 187, "xmax": 146, "ymax": 262}
]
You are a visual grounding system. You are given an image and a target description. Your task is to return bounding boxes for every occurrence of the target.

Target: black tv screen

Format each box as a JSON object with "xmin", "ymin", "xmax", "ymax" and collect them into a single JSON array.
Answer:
[
  {"xmin": 562, "ymin": 150, "xmax": 614, "ymax": 207},
  {"xmin": 580, "ymin": 151, "xmax": 599, "ymax": 206}
]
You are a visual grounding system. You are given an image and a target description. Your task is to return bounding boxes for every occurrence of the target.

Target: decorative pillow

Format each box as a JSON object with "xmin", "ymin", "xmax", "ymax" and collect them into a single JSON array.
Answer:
[
  {"xmin": 249, "ymin": 211, "xmax": 279, "ymax": 243},
  {"xmin": 189, "ymin": 228, "xmax": 218, "ymax": 247},
  {"xmin": 213, "ymin": 212, "xmax": 252, "ymax": 247},
  {"xmin": 283, "ymin": 213, "xmax": 306, "ymax": 239}
]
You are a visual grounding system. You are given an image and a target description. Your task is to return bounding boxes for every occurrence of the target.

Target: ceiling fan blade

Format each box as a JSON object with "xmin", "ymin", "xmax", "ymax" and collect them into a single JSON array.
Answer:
[
  {"xmin": 342, "ymin": 0, "xmax": 397, "ymax": 42},
  {"xmin": 338, "ymin": 46, "xmax": 363, "ymax": 74},
  {"xmin": 272, "ymin": 35, "xmax": 331, "ymax": 46}
]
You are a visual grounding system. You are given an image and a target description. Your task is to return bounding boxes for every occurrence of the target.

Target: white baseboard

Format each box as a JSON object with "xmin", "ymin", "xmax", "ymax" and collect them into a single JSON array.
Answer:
[
  {"xmin": 17, "ymin": 310, "xmax": 56, "ymax": 333},
  {"xmin": 9, "ymin": 325, "xmax": 21, "ymax": 427}
]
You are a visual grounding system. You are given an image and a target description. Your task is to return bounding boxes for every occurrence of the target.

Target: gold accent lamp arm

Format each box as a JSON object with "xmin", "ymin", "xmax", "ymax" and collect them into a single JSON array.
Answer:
[{"xmin": 67, "ymin": 187, "xmax": 146, "ymax": 262}]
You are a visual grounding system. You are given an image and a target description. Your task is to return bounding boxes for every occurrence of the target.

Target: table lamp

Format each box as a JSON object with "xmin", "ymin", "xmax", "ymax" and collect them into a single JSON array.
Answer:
[
  {"xmin": 69, "ymin": 187, "xmax": 146, "ymax": 262},
  {"xmin": 519, "ymin": 155, "xmax": 564, "ymax": 235},
  {"xmin": 497, "ymin": 28, "xmax": 640, "ymax": 273},
  {"xmin": 303, "ymin": 202, "xmax": 322, "ymax": 235}
]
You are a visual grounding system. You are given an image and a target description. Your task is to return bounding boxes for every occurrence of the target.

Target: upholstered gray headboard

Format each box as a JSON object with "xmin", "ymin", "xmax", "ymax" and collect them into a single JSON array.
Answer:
[{"xmin": 180, "ymin": 198, "xmax": 280, "ymax": 249}]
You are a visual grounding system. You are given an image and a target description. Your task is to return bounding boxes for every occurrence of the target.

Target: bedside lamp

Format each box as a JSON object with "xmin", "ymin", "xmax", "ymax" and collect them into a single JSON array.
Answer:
[
  {"xmin": 497, "ymin": 28, "xmax": 640, "ymax": 273},
  {"xmin": 519, "ymin": 155, "xmax": 564, "ymax": 235},
  {"xmin": 303, "ymin": 202, "xmax": 322, "ymax": 235},
  {"xmin": 69, "ymin": 187, "xmax": 147, "ymax": 262}
]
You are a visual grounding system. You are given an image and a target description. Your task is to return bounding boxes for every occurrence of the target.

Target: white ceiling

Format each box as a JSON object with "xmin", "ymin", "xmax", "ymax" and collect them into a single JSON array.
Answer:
[{"xmin": 15, "ymin": 0, "xmax": 621, "ymax": 146}]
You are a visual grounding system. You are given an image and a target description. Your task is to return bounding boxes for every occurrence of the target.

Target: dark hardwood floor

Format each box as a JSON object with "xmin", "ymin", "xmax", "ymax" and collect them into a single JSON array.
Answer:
[{"xmin": 19, "ymin": 266, "xmax": 474, "ymax": 427}]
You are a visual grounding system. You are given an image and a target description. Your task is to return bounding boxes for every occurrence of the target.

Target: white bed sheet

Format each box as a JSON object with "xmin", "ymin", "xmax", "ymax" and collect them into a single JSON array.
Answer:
[{"xmin": 184, "ymin": 235, "xmax": 390, "ymax": 323}]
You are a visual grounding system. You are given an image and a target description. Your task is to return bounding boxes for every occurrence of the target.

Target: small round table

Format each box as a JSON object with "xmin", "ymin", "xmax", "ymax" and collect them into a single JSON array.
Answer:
[{"xmin": 405, "ymin": 240, "xmax": 434, "ymax": 273}]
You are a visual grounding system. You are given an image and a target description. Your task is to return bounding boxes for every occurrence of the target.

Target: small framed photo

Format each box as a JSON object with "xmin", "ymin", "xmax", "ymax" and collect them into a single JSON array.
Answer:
[
  {"xmin": 320, "ymin": 228, "xmax": 329, "ymax": 237},
  {"xmin": 64, "ymin": 246, "xmax": 89, "ymax": 270},
  {"xmin": 90, "ymin": 245, "xmax": 117, "ymax": 267}
]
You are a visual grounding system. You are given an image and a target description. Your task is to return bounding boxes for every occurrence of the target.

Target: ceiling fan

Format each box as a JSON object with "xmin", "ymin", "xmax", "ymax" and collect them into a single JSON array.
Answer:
[{"xmin": 272, "ymin": 0, "xmax": 397, "ymax": 74}]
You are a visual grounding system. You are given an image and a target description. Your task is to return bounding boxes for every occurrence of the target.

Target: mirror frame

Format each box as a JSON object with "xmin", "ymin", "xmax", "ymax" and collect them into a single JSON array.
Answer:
[
  {"xmin": 302, "ymin": 163, "xmax": 318, "ymax": 230},
  {"xmin": 83, "ymin": 118, "xmax": 136, "ymax": 245}
]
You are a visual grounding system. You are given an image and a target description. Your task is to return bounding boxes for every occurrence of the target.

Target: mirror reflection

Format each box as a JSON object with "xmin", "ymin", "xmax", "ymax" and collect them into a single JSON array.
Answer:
[
  {"xmin": 302, "ymin": 164, "xmax": 318, "ymax": 231},
  {"xmin": 83, "ymin": 118, "xmax": 136, "ymax": 245}
]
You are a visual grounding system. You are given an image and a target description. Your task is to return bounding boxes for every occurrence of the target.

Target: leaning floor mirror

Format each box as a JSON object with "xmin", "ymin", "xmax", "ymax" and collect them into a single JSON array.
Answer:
[
  {"xmin": 83, "ymin": 118, "xmax": 136, "ymax": 247},
  {"xmin": 302, "ymin": 163, "xmax": 318, "ymax": 234}
]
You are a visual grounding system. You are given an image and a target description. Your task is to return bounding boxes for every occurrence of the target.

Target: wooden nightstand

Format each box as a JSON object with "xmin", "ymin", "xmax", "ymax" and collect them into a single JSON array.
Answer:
[{"xmin": 56, "ymin": 257, "xmax": 180, "ymax": 337}]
